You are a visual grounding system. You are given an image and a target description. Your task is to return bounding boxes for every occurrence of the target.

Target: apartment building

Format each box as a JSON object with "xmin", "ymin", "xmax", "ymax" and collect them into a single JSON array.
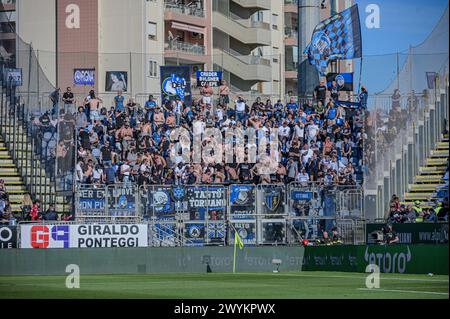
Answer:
[
  {"xmin": 15, "ymin": 0, "xmax": 212, "ymax": 97},
  {"xmin": 211, "ymin": 0, "xmax": 285, "ymax": 96},
  {"xmin": 0, "ymin": 0, "xmax": 16, "ymax": 68},
  {"xmin": 14, "ymin": 0, "xmax": 354, "ymax": 100}
]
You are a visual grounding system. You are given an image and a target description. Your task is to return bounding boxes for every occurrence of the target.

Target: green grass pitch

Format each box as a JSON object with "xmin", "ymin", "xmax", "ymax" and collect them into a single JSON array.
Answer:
[{"xmin": 0, "ymin": 272, "xmax": 448, "ymax": 299}]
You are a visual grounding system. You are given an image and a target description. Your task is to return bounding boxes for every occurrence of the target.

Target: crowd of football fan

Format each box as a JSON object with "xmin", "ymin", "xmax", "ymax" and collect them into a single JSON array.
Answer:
[{"xmin": 51, "ymin": 80, "xmax": 369, "ymax": 188}]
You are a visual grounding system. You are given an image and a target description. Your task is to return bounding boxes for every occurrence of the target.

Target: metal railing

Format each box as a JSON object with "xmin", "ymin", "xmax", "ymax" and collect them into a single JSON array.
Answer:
[
  {"xmin": 165, "ymin": 40, "xmax": 206, "ymax": 55},
  {"xmin": 165, "ymin": 1, "xmax": 205, "ymax": 18}
]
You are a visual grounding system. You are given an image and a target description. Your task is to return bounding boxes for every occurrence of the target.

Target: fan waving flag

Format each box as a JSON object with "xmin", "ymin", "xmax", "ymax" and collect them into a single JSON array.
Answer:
[{"xmin": 304, "ymin": 4, "xmax": 362, "ymax": 76}]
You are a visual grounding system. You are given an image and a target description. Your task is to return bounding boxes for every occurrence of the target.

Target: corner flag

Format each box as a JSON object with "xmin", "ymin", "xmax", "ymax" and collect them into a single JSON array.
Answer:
[
  {"xmin": 235, "ymin": 231, "xmax": 244, "ymax": 250},
  {"xmin": 233, "ymin": 230, "xmax": 244, "ymax": 273}
]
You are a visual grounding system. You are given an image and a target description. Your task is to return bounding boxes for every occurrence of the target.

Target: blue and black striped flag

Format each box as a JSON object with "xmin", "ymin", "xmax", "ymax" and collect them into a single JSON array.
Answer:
[{"xmin": 305, "ymin": 4, "xmax": 362, "ymax": 76}]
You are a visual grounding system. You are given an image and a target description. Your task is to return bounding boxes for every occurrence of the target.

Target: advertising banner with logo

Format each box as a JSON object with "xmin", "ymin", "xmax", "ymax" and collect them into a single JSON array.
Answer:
[
  {"xmin": 74, "ymin": 68, "xmax": 95, "ymax": 86},
  {"xmin": 160, "ymin": 66, "xmax": 192, "ymax": 106},
  {"xmin": 20, "ymin": 224, "xmax": 148, "ymax": 249},
  {"xmin": 76, "ymin": 187, "xmax": 106, "ymax": 215},
  {"xmin": 107, "ymin": 185, "xmax": 138, "ymax": 217},
  {"xmin": 0, "ymin": 226, "xmax": 17, "ymax": 249},
  {"xmin": 302, "ymin": 244, "xmax": 449, "ymax": 275},
  {"xmin": 196, "ymin": 71, "xmax": 222, "ymax": 87},
  {"xmin": 229, "ymin": 185, "xmax": 256, "ymax": 220},
  {"xmin": 366, "ymin": 223, "xmax": 449, "ymax": 244}
]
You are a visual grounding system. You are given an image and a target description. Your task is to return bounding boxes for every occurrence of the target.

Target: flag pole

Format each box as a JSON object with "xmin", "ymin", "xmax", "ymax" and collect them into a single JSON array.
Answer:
[
  {"xmin": 231, "ymin": 223, "xmax": 238, "ymax": 274},
  {"xmin": 233, "ymin": 231, "xmax": 237, "ymax": 274}
]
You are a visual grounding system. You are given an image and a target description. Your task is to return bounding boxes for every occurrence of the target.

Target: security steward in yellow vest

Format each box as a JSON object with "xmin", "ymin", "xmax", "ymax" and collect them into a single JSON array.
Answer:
[
  {"xmin": 435, "ymin": 201, "xmax": 444, "ymax": 219},
  {"xmin": 413, "ymin": 201, "xmax": 424, "ymax": 222}
]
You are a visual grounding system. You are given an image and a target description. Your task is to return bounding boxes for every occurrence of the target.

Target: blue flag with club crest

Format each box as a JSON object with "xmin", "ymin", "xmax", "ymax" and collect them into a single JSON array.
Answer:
[{"xmin": 304, "ymin": 4, "xmax": 362, "ymax": 76}]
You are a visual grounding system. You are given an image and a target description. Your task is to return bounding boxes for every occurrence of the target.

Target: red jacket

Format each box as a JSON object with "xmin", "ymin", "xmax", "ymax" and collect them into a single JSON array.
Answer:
[{"xmin": 30, "ymin": 205, "xmax": 40, "ymax": 221}]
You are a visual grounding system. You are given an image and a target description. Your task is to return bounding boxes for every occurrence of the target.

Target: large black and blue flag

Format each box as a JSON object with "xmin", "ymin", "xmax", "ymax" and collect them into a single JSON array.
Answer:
[{"xmin": 304, "ymin": 4, "xmax": 362, "ymax": 76}]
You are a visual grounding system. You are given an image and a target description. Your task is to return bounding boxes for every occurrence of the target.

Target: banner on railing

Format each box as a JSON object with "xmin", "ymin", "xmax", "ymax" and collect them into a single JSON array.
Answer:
[
  {"xmin": 107, "ymin": 185, "xmax": 138, "ymax": 217},
  {"xmin": 77, "ymin": 187, "xmax": 106, "ymax": 215},
  {"xmin": 0, "ymin": 225, "xmax": 17, "ymax": 249},
  {"xmin": 229, "ymin": 185, "xmax": 256, "ymax": 220},
  {"xmin": 20, "ymin": 224, "xmax": 148, "ymax": 249},
  {"xmin": 229, "ymin": 221, "xmax": 256, "ymax": 245}
]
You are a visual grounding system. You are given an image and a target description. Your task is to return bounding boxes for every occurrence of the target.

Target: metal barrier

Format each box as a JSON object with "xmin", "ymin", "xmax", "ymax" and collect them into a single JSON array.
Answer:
[{"xmin": 69, "ymin": 182, "xmax": 366, "ymax": 246}]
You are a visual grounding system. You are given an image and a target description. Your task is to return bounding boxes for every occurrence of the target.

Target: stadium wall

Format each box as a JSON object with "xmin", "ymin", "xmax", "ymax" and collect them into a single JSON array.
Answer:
[
  {"xmin": 0, "ymin": 246, "xmax": 305, "ymax": 276},
  {"xmin": 302, "ymin": 244, "xmax": 449, "ymax": 275},
  {"xmin": 1, "ymin": 245, "xmax": 447, "ymax": 276}
]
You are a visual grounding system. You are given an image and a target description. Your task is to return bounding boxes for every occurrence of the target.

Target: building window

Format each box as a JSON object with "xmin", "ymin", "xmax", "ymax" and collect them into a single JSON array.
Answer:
[
  {"xmin": 148, "ymin": 22, "xmax": 157, "ymax": 40},
  {"xmin": 272, "ymin": 14, "xmax": 278, "ymax": 30},
  {"xmin": 149, "ymin": 60, "xmax": 158, "ymax": 77}
]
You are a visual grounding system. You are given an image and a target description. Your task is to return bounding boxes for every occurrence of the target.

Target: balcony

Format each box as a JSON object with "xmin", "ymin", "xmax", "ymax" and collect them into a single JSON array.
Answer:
[
  {"xmin": 0, "ymin": 0, "xmax": 15, "ymax": 11},
  {"xmin": 165, "ymin": 2, "xmax": 205, "ymax": 18},
  {"xmin": 165, "ymin": 40, "xmax": 205, "ymax": 55},
  {"xmin": 284, "ymin": 0, "xmax": 298, "ymax": 13},
  {"xmin": 284, "ymin": 27, "xmax": 298, "ymax": 46},
  {"xmin": 231, "ymin": 0, "xmax": 271, "ymax": 10},
  {"xmin": 164, "ymin": 40, "xmax": 209, "ymax": 65},
  {"xmin": 164, "ymin": 1, "xmax": 207, "ymax": 27},
  {"xmin": 213, "ymin": 48, "xmax": 271, "ymax": 82},
  {"xmin": 213, "ymin": 11, "xmax": 271, "ymax": 46}
]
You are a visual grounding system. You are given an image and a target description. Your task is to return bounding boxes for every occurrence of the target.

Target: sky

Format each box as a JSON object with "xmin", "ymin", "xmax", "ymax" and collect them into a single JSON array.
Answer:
[
  {"xmin": 352, "ymin": 0, "xmax": 449, "ymax": 92},
  {"xmin": 355, "ymin": 0, "xmax": 448, "ymax": 55}
]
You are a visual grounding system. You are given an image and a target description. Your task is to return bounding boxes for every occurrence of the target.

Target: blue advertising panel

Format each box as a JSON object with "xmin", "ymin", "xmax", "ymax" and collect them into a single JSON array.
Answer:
[
  {"xmin": 74, "ymin": 68, "xmax": 95, "ymax": 86},
  {"xmin": 196, "ymin": 71, "xmax": 223, "ymax": 87}
]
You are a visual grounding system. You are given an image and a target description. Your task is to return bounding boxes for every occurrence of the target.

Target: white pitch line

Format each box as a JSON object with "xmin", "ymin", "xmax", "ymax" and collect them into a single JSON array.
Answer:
[
  {"xmin": 357, "ymin": 288, "xmax": 449, "ymax": 295},
  {"xmin": 278, "ymin": 273, "xmax": 449, "ymax": 283}
]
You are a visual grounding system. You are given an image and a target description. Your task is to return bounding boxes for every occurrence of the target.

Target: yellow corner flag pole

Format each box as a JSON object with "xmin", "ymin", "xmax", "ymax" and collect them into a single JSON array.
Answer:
[{"xmin": 232, "ymin": 225, "xmax": 244, "ymax": 274}]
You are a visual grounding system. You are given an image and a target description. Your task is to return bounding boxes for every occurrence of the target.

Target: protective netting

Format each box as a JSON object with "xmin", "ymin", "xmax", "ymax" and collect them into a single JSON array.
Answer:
[{"xmin": 362, "ymin": 7, "xmax": 449, "ymax": 220}]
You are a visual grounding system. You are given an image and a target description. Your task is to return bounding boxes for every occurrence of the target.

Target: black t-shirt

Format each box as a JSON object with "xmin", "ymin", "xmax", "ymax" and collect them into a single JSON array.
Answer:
[
  {"xmin": 63, "ymin": 92, "xmax": 74, "ymax": 102},
  {"xmin": 137, "ymin": 174, "xmax": 149, "ymax": 186},
  {"xmin": 101, "ymin": 146, "xmax": 112, "ymax": 161},
  {"xmin": 116, "ymin": 114, "xmax": 126, "ymax": 129},
  {"xmin": 239, "ymin": 163, "xmax": 251, "ymax": 178},
  {"xmin": 315, "ymin": 85, "xmax": 327, "ymax": 100},
  {"xmin": 186, "ymin": 173, "xmax": 196, "ymax": 184},
  {"xmin": 385, "ymin": 230, "xmax": 398, "ymax": 244}
]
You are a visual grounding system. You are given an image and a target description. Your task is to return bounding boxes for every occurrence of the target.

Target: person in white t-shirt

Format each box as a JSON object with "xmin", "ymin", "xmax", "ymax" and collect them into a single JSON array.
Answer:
[
  {"xmin": 296, "ymin": 168, "xmax": 310, "ymax": 186},
  {"xmin": 121, "ymin": 160, "xmax": 131, "ymax": 183},
  {"xmin": 306, "ymin": 120, "xmax": 319, "ymax": 143},
  {"xmin": 279, "ymin": 121, "xmax": 290, "ymax": 143}
]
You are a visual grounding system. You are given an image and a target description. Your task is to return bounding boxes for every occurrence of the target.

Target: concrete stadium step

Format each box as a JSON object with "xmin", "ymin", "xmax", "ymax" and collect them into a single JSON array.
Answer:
[
  {"xmin": 409, "ymin": 184, "xmax": 444, "ymax": 192},
  {"xmin": 425, "ymin": 158, "xmax": 448, "ymax": 166},
  {"xmin": 400, "ymin": 201, "xmax": 434, "ymax": 209},
  {"xmin": 419, "ymin": 166, "xmax": 446, "ymax": 174},
  {"xmin": 429, "ymin": 149, "xmax": 449, "ymax": 158},
  {"xmin": 404, "ymin": 193, "xmax": 433, "ymax": 201},
  {"xmin": 436, "ymin": 142, "xmax": 449, "ymax": 150},
  {"xmin": 414, "ymin": 175, "xmax": 445, "ymax": 183}
]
